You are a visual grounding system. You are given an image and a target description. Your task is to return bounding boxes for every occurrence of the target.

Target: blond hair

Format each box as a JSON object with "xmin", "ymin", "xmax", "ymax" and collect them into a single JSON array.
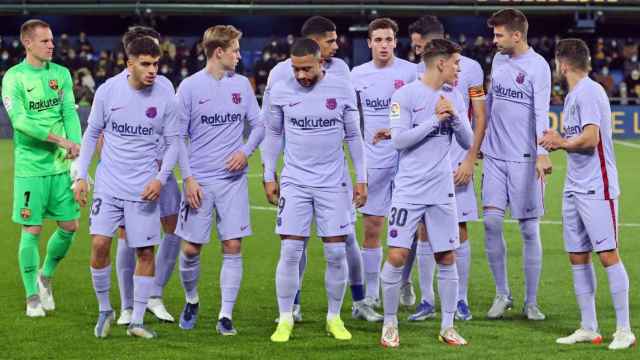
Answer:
[
  {"xmin": 20, "ymin": 19, "xmax": 50, "ymax": 42},
  {"xmin": 202, "ymin": 25, "xmax": 242, "ymax": 58}
]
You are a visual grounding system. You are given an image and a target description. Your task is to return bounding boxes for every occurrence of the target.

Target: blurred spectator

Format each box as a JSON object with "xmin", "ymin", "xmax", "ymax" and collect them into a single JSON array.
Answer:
[
  {"xmin": 625, "ymin": 68, "xmax": 640, "ymax": 100},
  {"xmin": 619, "ymin": 82, "xmax": 629, "ymax": 105},
  {"xmin": 58, "ymin": 33, "xmax": 71, "ymax": 57},
  {"xmin": 335, "ymin": 34, "xmax": 352, "ymax": 66},
  {"xmin": 253, "ymin": 51, "xmax": 276, "ymax": 95},
  {"xmin": 594, "ymin": 66, "xmax": 615, "ymax": 96},
  {"xmin": 76, "ymin": 32, "xmax": 94, "ymax": 53},
  {"xmin": 2, "ymin": 30, "xmax": 640, "ymax": 106},
  {"xmin": 160, "ymin": 36, "xmax": 177, "ymax": 60}
]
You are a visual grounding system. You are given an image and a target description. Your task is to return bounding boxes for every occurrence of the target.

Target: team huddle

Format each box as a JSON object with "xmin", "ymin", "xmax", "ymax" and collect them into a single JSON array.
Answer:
[{"xmin": 4, "ymin": 7, "xmax": 636, "ymax": 350}]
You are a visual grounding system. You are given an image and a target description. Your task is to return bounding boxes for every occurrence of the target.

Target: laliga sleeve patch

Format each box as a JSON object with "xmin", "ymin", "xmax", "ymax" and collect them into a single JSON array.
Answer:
[
  {"xmin": 3, "ymin": 96, "xmax": 12, "ymax": 111},
  {"xmin": 390, "ymin": 102, "xmax": 401, "ymax": 120}
]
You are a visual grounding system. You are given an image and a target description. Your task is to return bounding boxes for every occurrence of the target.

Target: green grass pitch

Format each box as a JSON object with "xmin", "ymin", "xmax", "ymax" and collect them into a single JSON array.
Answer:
[{"xmin": 0, "ymin": 138, "xmax": 638, "ymax": 359}]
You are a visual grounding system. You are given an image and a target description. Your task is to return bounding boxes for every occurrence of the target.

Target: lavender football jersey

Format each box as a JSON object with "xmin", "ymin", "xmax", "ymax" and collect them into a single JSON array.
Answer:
[
  {"xmin": 562, "ymin": 76, "xmax": 619, "ymax": 200},
  {"xmin": 417, "ymin": 56, "xmax": 485, "ymax": 165},
  {"xmin": 78, "ymin": 74, "xmax": 180, "ymax": 201},
  {"xmin": 389, "ymin": 81, "xmax": 473, "ymax": 204},
  {"xmin": 351, "ymin": 58, "xmax": 417, "ymax": 169},
  {"xmin": 107, "ymin": 70, "xmax": 175, "ymax": 161},
  {"xmin": 482, "ymin": 48, "xmax": 551, "ymax": 162},
  {"xmin": 262, "ymin": 73, "xmax": 366, "ymax": 188},
  {"xmin": 177, "ymin": 70, "xmax": 263, "ymax": 182}
]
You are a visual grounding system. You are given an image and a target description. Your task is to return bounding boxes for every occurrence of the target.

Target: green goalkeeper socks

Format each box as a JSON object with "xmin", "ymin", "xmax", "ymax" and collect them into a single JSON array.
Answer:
[
  {"xmin": 42, "ymin": 228, "xmax": 75, "ymax": 279},
  {"xmin": 19, "ymin": 231, "xmax": 40, "ymax": 298}
]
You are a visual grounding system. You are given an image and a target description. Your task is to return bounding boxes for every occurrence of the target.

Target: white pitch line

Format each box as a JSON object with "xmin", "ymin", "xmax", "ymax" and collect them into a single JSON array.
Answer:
[
  {"xmin": 615, "ymin": 140, "xmax": 640, "ymax": 149},
  {"xmin": 249, "ymin": 205, "xmax": 640, "ymax": 227}
]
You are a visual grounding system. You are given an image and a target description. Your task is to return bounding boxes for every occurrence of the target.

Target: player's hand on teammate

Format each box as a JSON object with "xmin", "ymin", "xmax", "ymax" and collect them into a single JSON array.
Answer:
[
  {"xmin": 535, "ymin": 154, "xmax": 553, "ymax": 180},
  {"xmin": 73, "ymin": 179, "xmax": 89, "ymax": 207},
  {"xmin": 372, "ymin": 128, "xmax": 391, "ymax": 145},
  {"xmin": 141, "ymin": 179, "xmax": 162, "ymax": 201},
  {"xmin": 264, "ymin": 181, "xmax": 280, "ymax": 206},
  {"xmin": 226, "ymin": 150, "xmax": 248, "ymax": 172},
  {"xmin": 454, "ymin": 158, "xmax": 474, "ymax": 186},
  {"xmin": 436, "ymin": 96, "xmax": 455, "ymax": 121},
  {"xmin": 61, "ymin": 139, "xmax": 80, "ymax": 159},
  {"xmin": 538, "ymin": 129, "xmax": 565, "ymax": 152},
  {"xmin": 185, "ymin": 176, "xmax": 204, "ymax": 208},
  {"xmin": 353, "ymin": 182, "xmax": 368, "ymax": 208}
]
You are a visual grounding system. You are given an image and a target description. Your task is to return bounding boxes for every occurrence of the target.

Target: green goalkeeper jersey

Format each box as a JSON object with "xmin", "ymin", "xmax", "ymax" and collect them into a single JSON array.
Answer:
[{"xmin": 2, "ymin": 59, "xmax": 81, "ymax": 177}]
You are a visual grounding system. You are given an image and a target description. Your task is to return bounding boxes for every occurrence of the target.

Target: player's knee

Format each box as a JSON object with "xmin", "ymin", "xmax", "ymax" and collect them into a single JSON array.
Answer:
[
  {"xmin": 161, "ymin": 214, "xmax": 178, "ymax": 234},
  {"xmin": 222, "ymin": 239, "xmax": 242, "ymax": 255},
  {"xmin": 182, "ymin": 241, "xmax": 201, "ymax": 258},
  {"xmin": 323, "ymin": 235, "xmax": 346, "ymax": 243},
  {"xmin": 280, "ymin": 239, "xmax": 305, "ymax": 263},
  {"xmin": 136, "ymin": 246, "xmax": 155, "ymax": 264},
  {"xmin": 483, "ymin": 207, "xmax": 505, "ymax": 233},
  {"xmin": 387, "ymin": 248, "xmax": 408, "ymax": 267},
  {"xmin": 518, "ymin": 218, "xmax": 540, "ymax": 242},
  {"xmin": 597, "ymin": 249, "xmax": 619, "ymax": 267},
  {"xmin": 434, "ymin": 250, "xmax": 455, "ymax": 265},
  {"xmin": 59, "ymin": 220, "xmax": 78, "ymax": 233},
  {"xmin": 23, "ymin": 225, "xmax": 42, "ymax": 236},
  {"xmin": 568, "ymin": 252, "xmax": 591, "ymax": 265},
  {"xmin": 91, "ymin": 237, "xmax": 111, "ymax": 261}
]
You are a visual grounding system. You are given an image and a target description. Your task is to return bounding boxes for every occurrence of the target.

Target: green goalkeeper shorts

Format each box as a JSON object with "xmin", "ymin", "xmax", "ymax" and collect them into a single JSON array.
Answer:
[{"xmin": 12, "ymin": 172, "xmax": 80, "ymax": 225}]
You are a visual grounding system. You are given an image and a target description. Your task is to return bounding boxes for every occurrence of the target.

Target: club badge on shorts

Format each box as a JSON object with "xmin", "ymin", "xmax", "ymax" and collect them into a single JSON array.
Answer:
[{"xmin": 20, "ymin": 208, "xmax": 31, "ymax": 220}]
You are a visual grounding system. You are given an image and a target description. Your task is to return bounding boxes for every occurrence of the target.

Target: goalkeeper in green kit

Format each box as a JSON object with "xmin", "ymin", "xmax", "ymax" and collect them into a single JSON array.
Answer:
[{"xmin": 2, "ymin": 19, "xmax": 81, "ymax": 317}]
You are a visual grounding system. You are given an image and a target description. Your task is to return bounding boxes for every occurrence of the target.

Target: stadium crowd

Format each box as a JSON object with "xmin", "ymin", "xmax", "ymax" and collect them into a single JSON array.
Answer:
[{"xmin": 1, "ymin": 31, "xmax": 639, "ymax": 104}]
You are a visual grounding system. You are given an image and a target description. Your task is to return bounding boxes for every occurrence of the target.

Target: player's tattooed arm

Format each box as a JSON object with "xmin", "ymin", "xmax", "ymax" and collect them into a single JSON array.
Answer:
[
  {"xmin": 74, "ymin": 87, "xmax": 107, "ymax": 206},
  {"xmin": 261, "ymin": 97, "xmax": 284, "ymax": 206},
  {"xmin": 455, "ymin": 86, "xmax": 487, "ymax": 186},
  {"xmin": 539, "ymin": 125, "xmax": 599, "ymax": 154},
  {"xmin": 344, "ymin": 99, "xmax": 367, "ymax": 207}
]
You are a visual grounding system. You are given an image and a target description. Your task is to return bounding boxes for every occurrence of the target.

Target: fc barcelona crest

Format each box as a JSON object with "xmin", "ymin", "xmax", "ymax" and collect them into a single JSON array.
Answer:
[
  {"xmin": 516, "ymin": 72, "xmax": 525, "ymax": 84},
  {"xmin": 325, "ymin": 98, "xmax": 337, "ymax": 110},
  {"xmin": 49, "ymin": 79, "xmax": 59, "ymax": 90},
  {"xmin": 20, "ymin": 208, "xmax": 31, "ymax": 220},
  {"xmin": 232, "ymin": 93, "xmax": 241, "ymax": 104},
  {"xmin": 394, "ymin": 80, "xmax": 405, "ymax": 89},
  {"xmin": 146, "ymin": 106, "xmax": 157, "ymax": 119}
]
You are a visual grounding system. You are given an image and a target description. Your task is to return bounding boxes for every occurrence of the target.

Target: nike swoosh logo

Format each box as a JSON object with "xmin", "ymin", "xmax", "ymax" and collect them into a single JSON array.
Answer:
[
  {"xmin": 289, "ymin": 101, "xmax": 302, "ymax": 107},
  {"xmin": 449, "ymin": 238, "xmax": 456, "ymax": 244},
  {"xmin": 339, "ymin": 224, "xmax": 350, "ymax": 229},
  {"xmin": 110, "ymin": 106, "xmax": 125, "ymax": 112},
  {"xmin": 240, "ymin": 225, "xmax": 249, "ymax": 231},
  {"xmin": 26, "ymin": 87, "xmax": 35, "ymax": 92},
  {"xmin": 412, "ymin": 107, "xmax": 425, "ymax": 113},
  {"xmin": 198, "ymin": 98, "xmax": 211, "ymax": 105},
  {"xmin": 462, "ymin": 212, "xmax": 470, "ymax": 216},
  {"xmin": 525, "ymin": 208, "xmax": 535, "ymax": 212},
  {"xmin": 596, "ymin": 238, "xmax": 607, "ymax": 245}
]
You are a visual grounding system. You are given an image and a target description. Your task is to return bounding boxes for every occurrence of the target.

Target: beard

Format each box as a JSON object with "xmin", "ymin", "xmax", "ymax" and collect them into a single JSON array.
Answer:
[{"xmin": 296, "ymin": 73, "xmax": 319, "ymax": 88}]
